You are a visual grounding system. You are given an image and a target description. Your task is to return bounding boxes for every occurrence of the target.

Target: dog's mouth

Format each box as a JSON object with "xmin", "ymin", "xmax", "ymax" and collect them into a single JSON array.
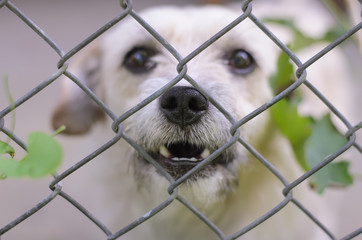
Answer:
[
  {"xmin": 148, "ymin": 142, "xmax": 228, "ymax": 179},
  {"xmin": 160, "ymin": 143, "xmax": 210, "ymax": 163}
]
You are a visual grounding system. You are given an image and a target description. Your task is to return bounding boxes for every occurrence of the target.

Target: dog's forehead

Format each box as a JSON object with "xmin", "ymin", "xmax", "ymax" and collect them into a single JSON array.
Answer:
[
  {"xmin": 141, "ymin": 6, "xmax": 238, "ymax": 28},
  {"xmin": 103, "ymin": 6, "xmax": 277, "ymax": 73},
  {"xmin": 139, "ymin": 6, "xmax": 247, "ymax": 40},
  {"xmin": 107, "ymin": 6, "xmax": 257, "ymax": 47}
]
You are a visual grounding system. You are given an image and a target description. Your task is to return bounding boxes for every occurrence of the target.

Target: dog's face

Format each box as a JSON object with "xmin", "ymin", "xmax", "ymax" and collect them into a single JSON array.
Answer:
[{"xmin": 53, "ymin": 6, "xmax": 279, "ymax": 204}]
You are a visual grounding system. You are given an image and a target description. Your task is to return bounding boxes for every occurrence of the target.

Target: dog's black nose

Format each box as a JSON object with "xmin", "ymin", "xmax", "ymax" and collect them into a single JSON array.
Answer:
[{"xmin": 160, "ymin": 86, "xmax": 208, "ymax": 127}]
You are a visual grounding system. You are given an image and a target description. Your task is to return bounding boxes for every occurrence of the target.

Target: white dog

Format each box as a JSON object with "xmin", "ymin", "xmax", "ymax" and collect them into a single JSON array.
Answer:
[{"xmin": 52, "ymin": 4, "xmax": 348, "ymax": 240}]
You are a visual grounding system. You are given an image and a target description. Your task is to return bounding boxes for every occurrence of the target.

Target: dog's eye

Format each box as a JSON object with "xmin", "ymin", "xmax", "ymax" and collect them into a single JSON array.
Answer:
[
  {"xmin": 124, "ymin": 47, "xmax": 157, "ymax": 73},
  {"xmin": 227, "ymin": 49, "xmax": 255, "ymax": 74}
]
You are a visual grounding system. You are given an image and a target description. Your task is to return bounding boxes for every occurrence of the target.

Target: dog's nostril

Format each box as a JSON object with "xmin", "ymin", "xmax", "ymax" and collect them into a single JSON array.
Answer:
[
  {"xmin": 160, "ymin": 86, "xmax": 208, "ymax": 127},
  {"xmin": 161, "ymin": 96, "xmax": 178, "ymax": 110},
  {"xmin": 189, "ymin": 96, "xmax": 208, "ymax": 112}
]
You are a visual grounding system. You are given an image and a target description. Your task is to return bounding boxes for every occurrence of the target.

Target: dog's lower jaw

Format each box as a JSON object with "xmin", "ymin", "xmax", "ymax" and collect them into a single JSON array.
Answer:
[
  {"xmin": 132, "ymin": 146, "xmax": 241, "ymax": 209},
  {"xmin": 147, "ymin": 144, "xmax": 236, "ymax": 180}
]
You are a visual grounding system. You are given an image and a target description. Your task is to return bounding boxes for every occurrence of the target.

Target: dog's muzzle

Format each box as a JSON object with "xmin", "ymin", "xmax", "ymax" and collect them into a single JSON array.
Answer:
[{"xmin": 143, "ymin": 86, "xmax": 230, "ymax": 179}]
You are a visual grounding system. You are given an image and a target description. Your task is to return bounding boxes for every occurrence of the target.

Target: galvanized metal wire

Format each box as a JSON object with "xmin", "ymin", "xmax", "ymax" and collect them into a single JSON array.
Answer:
[{"xmin": 0, "ymin": 0, "xmax": 361, "ymax": 239}]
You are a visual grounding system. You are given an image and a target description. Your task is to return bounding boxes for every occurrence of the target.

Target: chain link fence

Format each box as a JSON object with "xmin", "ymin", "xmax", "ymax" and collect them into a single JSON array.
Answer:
[{"xmin": 1, "ymin": 0, "xmax": 361, "ymax": 239}]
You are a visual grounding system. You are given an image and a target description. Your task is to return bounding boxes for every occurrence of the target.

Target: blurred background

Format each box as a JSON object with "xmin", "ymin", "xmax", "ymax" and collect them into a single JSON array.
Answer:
[{"xmin": 0, "ymin": 0, "xmax": 361, "ymax": 239}]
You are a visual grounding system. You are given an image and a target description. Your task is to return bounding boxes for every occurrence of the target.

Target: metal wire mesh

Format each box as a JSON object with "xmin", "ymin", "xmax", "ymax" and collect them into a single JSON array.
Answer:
[{"xmin": 0, "ymin": 0, "xmax": 361, "ymax": 239}]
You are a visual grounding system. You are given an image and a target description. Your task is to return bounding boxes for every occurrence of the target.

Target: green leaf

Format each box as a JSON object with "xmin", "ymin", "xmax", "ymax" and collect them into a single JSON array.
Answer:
[
  {"xmin": 305, "ymin": 115, "xmax": 351, "ymax": 193},
  {"xmin": 266, "ymin": 16, "xmax": 354, "ymax": 194},
  {"xmin": 269, "ymin": 51, "xmax": 353, "ymax": 193},
  {"xmin": 309, "ymin": 161, "xmax": 353, "ymax": 193},
  {"xmin": 304, "ymin": 115, "xmax": 347, "ymax": 167},
  {"xmin": 269, "ymin": 51, "xmax": 294, "ymax": 95},
  {"xmin": 0, "ymin": 132, "xmax": 62, "ymax": 178},
  {"xmin": 271, "ymin": 99, "xmax": 312, "ymax": 170},
  {"xmin": 0, "ymin": 158, "xmax": 19, "ymax": 178},
  {"xmin": 19, "ymin": 132, "xmax": 62, "ymax": 178},
  {"xmin": 269, "ymin": 51, "xmax": 312, "ymax": 170},
  {"xmin": 0, "ymin": 141, "xmax": 15, "ymax": 157},
  {"xmin": 271, "ymin": 100, "xmax": 312, "ymax": 146},
  {"xmin": 321, "ymin": 27, "xmax": 346, "ymax": 43}
]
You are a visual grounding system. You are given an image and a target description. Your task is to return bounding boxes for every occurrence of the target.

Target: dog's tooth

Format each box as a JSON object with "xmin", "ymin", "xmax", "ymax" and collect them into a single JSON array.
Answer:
[
  {"xmin": 201, "ymin": 148, "xmax": 211, "ymax": 159},
  {"xmin": 160, "ymin": 145, "xmax": 171, "ymax": 158},
  {"xmin": 171, "ymin": 157, "xmax": 198, "ymax": 162}
]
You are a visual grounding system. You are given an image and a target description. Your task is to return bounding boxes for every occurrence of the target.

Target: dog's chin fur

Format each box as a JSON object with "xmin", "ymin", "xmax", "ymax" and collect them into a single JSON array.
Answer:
[
  {"xmin": 132, "ymin": 155, "xmax": 240, "ymax": 206},
  {"xmin": 51, "ymin": 4, "xmax": 345, "ymax": 239}
]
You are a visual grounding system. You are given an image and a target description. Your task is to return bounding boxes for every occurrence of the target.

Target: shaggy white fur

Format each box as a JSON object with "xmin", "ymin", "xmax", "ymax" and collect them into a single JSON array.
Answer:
[{"xmin": 53, "ymin": 5, "xmax": 346, "ymax": 240}]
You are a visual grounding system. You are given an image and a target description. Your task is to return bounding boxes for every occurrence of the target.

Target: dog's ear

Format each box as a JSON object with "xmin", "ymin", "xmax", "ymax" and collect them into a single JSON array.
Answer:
[{"xmin": 52, "ymin": 44, "xmax": 105, "ymax": 135}]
